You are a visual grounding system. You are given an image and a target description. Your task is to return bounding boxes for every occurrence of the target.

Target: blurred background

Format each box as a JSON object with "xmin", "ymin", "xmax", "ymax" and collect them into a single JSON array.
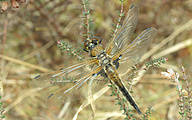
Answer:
[{"xmin": 0, "ymin": 0, "xmax": 192, "ymax": 119}]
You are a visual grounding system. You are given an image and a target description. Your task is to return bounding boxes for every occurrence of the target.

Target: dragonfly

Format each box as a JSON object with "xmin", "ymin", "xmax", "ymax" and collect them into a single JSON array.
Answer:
[{"xmin": 32, "ymin": 4, "xmax": 157, "ymax": 114}]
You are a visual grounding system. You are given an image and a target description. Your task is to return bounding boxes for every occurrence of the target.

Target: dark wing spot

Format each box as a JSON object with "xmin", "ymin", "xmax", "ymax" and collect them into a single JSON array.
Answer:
[
  {"xmin": 130, "ymin": 4, "xmax": 134, "ymax": 9},
  {"xmin": 60, "ymin": 68, "xmax": 63, "ymax": 70},
  {"xmin": 92, "ymin": 73, "xmax": 98, "ymax": 76},
  {"xmin": 34, "ymin": 75, "xmax": 41, "ymax": 79},
  {"xmin": 47, "ymin": 93, "xmax": 54, "ymax": 99}
]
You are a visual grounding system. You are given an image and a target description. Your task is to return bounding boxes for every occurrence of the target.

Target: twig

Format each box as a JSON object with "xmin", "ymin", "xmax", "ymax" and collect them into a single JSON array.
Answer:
[
  {"xmin": 1, "ymin": 16, "xmax": 8, "ymax": 55},
  {"xmin": 81, "ymin": 0, "xmax": 90, "ymax": 38},
  {"xmin": 112, "ymin": 2, "xmax": 124, "ymax": 36},
  {"xmin": 0, "ymin": 54, "xmax": 49, "ymax": 72},
  {"xmin": 141, "ymin": 19, "xmax": 192, "ymax": 61},
  {"xmin": 152, "ymin": 38, "xmax": 192, "ymax": 59}
]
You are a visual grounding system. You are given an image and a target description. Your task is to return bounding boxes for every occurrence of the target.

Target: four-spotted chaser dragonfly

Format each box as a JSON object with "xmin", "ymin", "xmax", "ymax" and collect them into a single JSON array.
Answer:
[{"xmin": 32, "ymin": 4, "xmax": 157, "ymax": 114}]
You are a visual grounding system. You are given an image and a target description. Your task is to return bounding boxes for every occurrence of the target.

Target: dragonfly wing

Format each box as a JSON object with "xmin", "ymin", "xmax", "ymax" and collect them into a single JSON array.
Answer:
[
  {"xmin": 44, "ymin": 66, "xmax": 107, "ymax": 107},
  {"xmin": 105, "ymin": 4, "xmax": 139, "ymax": 55},
  {"xmin": 31, "ymin": 59, "xmax": 106, "ymax": 106},
  {"xmin": 31, "ymin": 58, "xmax": 98, "ymax": 88},
  {"xmin": 113, "ymin": 27, "xmax": 158, "ymax": 74}
]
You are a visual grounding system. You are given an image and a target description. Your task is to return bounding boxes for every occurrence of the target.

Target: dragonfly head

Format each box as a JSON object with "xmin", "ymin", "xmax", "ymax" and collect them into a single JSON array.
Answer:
[{"xmin": 83, "ymin": 36, "xmax": 102, "ymax": 52}]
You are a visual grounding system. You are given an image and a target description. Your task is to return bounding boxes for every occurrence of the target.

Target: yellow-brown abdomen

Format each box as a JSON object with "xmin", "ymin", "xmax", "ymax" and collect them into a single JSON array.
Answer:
[{"xmin": 105, "ymin": 64, "xmax": 123, "ymax": 88}]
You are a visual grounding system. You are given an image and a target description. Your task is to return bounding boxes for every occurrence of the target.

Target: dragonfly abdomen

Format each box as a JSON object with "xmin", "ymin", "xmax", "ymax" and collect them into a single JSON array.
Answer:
[
  {"xmin": 118, "ymin": 85, "xmax": 142, "ymax": 114},
  {"xmin": 105, "ymin": 64, "xmax": 123, "ymax": 88},
  {"xmin": 105, "ymin": 64, "xmax": 142, "ymax": 114}
]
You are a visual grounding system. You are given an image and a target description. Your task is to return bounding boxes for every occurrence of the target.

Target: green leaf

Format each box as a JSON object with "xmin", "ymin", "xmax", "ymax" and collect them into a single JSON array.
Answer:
[
  {"xmin": 84, "ymin": 0, "xmax": 88, "ymax": 4},
  {"xmin": 82, "ymin": 23, "xmax": 87, "ymax": 28},
  {"xmin": 117, "ymin": 10, "xmax": 120, "ymax": 16},
  {"xmin": 87, "ymin": 10, "xmax": 90, "ymax": 15},
  {"xmin": 89, "ymin": 19, "xmax": 93, "ymax": 22},
  {"xmin": 112, "ymin": 23, "xmax": 117, "ymax": 28},
  {"xmin": 83, "ymin": 34, "xmax": 88, "ymax": 37},
  {"xmin": 111, "ymin": 29, "xmax": 115, "ymax": 33}
]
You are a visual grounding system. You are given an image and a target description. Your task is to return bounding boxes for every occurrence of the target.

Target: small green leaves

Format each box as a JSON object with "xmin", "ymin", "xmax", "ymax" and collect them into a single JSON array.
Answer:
[
  {"xmin": 81, "ymin": 0, "xmax": 92, "ymax": 38},
  {"xmin": 117, "ymin": 10, "xmax": 125, "ymax": 17},
  {"xmin": 119, "ymin": 0, "xmax": 125, "ymax": 2},
  {"xmin": 81, "ymin": 0, "xmax": 88, "ymax": 5},
  {"xmin": 111, "ymin": 29, "xmax": 115, "ymax": 33},
  {"xmin": 112, "ymin": 23, "xmax": 117, "ymax": 28},
  {"xmin": 0, "ymin": 96, "xmax": 5, "ymax": 119},
  {"xmin": 88, "ymin": 19, "xmax": 93, "ymax": 22},
  {"xmin": 115, "ymin": 18, "xmax": 121, "ymax": 23},
  {"xmin": 82, "ymin": 23, "xmax": 87, "ymax": 28},
  {"xmin": 82, "ymin": 10, "xmax": 90, "ymax": 16},
  {"xmin": 57, "ymin": 40, "xmax": 84, "ymax": 61},
  {"xmin": 145, "ymin": 57, "xmax": 167, "ymax": 68},
  {"xmin": 141, "ymin": 106, "xmax": 155, "ymax": 120}
]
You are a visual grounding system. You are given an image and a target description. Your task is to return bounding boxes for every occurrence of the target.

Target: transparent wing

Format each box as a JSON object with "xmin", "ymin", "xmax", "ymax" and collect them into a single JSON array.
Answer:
[
  {"xmin": 31, "ymin": 59, "xmax": 109, "ymax": 107},
  {"xmin": 112, "ymin": 27, "xmax": 158, "ymax": 74},
  {"xmin": 32, "ymin": 58, "xmax": 98, "ymax": 88},
  {"xmin": 45, "ymin": 66, "xmax": 106, "ymax": 107},
  {"xmin": 105, "ymin": 4, "xmax": 139, "ymax": 55}
]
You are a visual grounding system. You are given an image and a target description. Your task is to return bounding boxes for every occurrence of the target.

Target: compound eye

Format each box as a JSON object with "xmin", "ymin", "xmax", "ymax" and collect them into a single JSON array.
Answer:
[
  {"xmin": 84, "ymin": 40, "xmax": 89, "ymax": 50},
  {"xmin": 92, "ymin": 39, "xmax": 99, "ymax": 45}
]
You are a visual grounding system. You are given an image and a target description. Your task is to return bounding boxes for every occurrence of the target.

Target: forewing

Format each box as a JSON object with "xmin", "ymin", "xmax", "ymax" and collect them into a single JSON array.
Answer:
[
  {"xmin": 112, "ymin": 27, "xmax": 158, "ymax": 74},
  {"xmin": 32, "ymin": 58, "xmax": 98, "ymax": 87},
  {"xmin": 31, "ymin": 58, "xmax": 105, "ymax": 107},
  {"xmin": 105, "ymin": 4, "xmax": 139, "ymax": 55}
]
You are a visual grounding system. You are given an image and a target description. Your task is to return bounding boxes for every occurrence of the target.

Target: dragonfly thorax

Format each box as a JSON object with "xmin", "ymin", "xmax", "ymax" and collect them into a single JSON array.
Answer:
[
  {"xmin": 90, "ymin": 45, "xmax": 105, "ymax": 57},
  {"xmin": 97, "ymin": 51, "xmax": 112, "ymax": 67}
]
